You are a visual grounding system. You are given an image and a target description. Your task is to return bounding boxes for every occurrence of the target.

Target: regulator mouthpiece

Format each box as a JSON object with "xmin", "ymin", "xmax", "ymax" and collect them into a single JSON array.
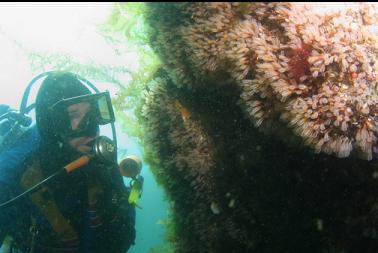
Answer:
[{"xmin": 92, "ymin": 136, "xmax": 116, "ymax": 164}]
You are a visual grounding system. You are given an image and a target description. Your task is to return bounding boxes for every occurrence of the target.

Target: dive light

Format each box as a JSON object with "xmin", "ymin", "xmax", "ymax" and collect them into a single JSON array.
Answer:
[{"xmin": 119, "ymin": 155, "xmax": 142, "ymax": 178}]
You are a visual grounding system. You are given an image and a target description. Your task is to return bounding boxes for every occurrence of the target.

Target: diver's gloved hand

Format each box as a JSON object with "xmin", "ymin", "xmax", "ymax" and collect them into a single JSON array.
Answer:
[
  {"xmin": 128, "ymin": 175, "xmax": 144, "ymax": 208},
  {"xmin": 101, "ymin": 194, "xmax": 136, "ymax": 253}
]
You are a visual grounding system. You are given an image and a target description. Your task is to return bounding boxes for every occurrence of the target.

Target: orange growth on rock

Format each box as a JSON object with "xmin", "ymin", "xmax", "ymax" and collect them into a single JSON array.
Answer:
[
  {"xmin": 174, "ymin": 99, "xmax": 191, "ymax": 122},
  {"xmin": 287, "ymin": 44, "xmax": 312, "ymax": 82}
]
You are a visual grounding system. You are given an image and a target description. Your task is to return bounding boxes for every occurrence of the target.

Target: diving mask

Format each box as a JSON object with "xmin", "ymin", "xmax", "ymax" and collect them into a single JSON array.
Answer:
[{"xmin": 49, "ymin": 91, "xmax": 115, "ymax": 139}]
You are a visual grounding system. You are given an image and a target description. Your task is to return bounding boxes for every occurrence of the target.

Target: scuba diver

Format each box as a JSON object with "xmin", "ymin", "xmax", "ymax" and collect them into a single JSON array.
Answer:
[{"xmin": 0, "ymin": 71, "xmax": 141, "ymax": 253}]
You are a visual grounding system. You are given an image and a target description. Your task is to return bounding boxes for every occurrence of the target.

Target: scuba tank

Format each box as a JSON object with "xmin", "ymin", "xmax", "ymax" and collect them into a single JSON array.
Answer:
[
  {"xmin": 0, "ymin": 104, "xmax": 34, "ymax": 154},
  {"xmin": 0, "ymin": 104, "xmax": 39, "ymax": 184}
]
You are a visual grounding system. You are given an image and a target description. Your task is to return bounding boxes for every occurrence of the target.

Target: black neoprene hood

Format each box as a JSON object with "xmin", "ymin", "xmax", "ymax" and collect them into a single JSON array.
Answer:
[{"xmin": 35, "ymin": 72, "xmax": 91, "ymax": 141}]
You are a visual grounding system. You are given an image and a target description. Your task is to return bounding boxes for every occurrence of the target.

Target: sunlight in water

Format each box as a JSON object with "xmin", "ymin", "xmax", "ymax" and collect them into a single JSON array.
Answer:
[
  {"xmin": 0, "ymin": 3, "xmax": 112, "ymax": 56},
  {"xmin": 0, "ymin": 3, "xmax": 131, "ymax": 107}
]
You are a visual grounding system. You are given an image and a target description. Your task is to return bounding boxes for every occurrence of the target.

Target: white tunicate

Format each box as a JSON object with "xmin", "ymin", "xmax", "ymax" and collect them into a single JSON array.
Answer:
[
  {"xmin": 228, "ymin": 199, "xmax": 235, "ymax": 208},
  {"xmin": 211, "ymin": 202, "xmax": 220, "ymax": 215}
]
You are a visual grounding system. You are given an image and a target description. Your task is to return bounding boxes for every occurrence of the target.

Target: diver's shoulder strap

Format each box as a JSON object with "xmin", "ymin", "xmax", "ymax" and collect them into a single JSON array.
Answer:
[{"xmin": 19, "ymin": 159, "xmax": 78, "ymax": 241}]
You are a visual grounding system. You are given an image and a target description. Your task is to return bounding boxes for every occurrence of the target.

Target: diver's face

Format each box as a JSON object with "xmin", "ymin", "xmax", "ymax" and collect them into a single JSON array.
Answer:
[{"xmin": 67, "ymin": 101, "xmax": 98, "ymax": 155}]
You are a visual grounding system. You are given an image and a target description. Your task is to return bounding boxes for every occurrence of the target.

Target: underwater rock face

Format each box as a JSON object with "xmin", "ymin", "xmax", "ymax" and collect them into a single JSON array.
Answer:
[
  {"xmin": 146, "ymin": 2, "xmax": 378, "ymax": 160},
  {"xmin": 142, "ymin": 3, "xmax": 378, "ymax": 253},
  {"xmin": 141, "ymin": 76, "xmax": 219, "ymax": 252},
  {"xmin": 141, "ymin": 72, "xmax": 378, "ymax": 253}
]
